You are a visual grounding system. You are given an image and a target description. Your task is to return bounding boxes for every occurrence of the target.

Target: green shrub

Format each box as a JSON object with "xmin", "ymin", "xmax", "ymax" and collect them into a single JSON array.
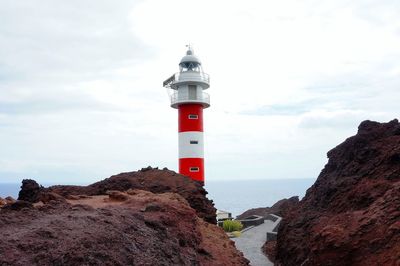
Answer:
[{"xmin": 223, "ymin": 220, "xmax": 243, "ymax": 232}]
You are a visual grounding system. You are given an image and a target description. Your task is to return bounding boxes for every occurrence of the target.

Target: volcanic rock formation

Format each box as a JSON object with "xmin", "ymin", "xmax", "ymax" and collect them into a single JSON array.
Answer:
[
  {"xmin": 0, "ymin": 168, "xmax": 249, "ymax": 265},
  {"xmin": 0, "ymin": 190, "xmax": 248, "ymax": 265},
  {"xmin": 0, "ymin": 196, "xmax": 16, "ymax": 207},
  {"xmin": 46, "ymin": 167, "xmax": 217, "ymax": 224},
  {"xmin": 262, "ymin": 241, "xmax": 277, "ymax": 264},
  {"xmin": 237, "ymin": 196, "xmax": 299, "ymax": 219},
  {"xmin": 0, "ymin": 197, "xmax": 6, "ymax": 207},
  {"xmin": 18, "ymin": 179, "xmax": 42, "ymax": 202},
  {"xmin": 275, "ymin": 119, "xmax": 400, "ymax": 266}
]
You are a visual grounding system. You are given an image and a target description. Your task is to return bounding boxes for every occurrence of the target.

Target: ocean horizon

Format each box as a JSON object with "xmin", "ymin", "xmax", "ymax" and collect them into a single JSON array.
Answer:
[
  {"xmin": 0, "ymin": 183, "xmax": 60, "ymax": 200},
  {"xmin": 205, "ymin": 178, "xmax": 315, "ymax": 217},
  {"xmin": 0, "ymin": 178, "xmax": 315, "ymax": 217},
  {"xmin": 0, "ymin": 183, "xmax": 21, "ymax": 199}
]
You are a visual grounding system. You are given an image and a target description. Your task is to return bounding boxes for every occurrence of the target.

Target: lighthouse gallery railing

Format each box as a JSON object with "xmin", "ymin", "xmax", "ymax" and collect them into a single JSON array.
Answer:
[
  {"xmin": 170, "ymin": 91, "xmax": 210, "ymax": 106},
  {"xmin": 163, "ymin": 72, "xmax": 210, "ymax": 87}
]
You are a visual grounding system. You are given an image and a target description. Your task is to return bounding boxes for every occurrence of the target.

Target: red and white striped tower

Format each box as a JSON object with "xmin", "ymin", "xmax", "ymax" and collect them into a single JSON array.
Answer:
[{"xmin": 163, "ymin": 47, "xmax": 210, "ymax": 184}]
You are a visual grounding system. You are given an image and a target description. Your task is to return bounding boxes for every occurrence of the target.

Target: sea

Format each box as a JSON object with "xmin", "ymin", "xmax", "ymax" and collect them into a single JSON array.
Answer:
[
  {"xmin": 205, "ymin": 178, "xmax": 315, "ymax": 217},
  {"xmin": 0, "ymin": 178, "xmax": 315, "ymax": 218},
  {"xmin": 0, "ymin": 183, "xmax": 21, "ymax": 199}
]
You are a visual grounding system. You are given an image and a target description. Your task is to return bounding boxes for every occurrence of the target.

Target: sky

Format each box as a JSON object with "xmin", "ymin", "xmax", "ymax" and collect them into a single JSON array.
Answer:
[{"xmin": 0, "ymin": 0, "xmax": 399, "ymax": 184}]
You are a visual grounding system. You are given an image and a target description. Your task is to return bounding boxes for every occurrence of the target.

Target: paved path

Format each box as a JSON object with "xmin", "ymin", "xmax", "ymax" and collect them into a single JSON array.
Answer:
[{"xmin": 233, "ymin": 220, "xmax": 274, "ymax": 266}]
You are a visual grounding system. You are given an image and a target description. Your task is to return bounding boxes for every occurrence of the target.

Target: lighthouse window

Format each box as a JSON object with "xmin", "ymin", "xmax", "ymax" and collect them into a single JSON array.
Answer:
[
  {"xmin": 190, "ymin": 140, "xmax": 198, "ymax": 144},
  {"xmin": 188, "ymin": 114, "xmax": 198, "ymax": 119},
  {"xmin": 190, "ymin": 167, "xmax": 200, "ymax": 172}
]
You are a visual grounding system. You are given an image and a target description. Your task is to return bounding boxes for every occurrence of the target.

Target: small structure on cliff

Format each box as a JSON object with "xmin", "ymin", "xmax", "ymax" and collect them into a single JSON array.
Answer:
[
  {"xmin": 163, "ymin": 46, "xmax": 211, "ymax": 184},
  {"xmin": 216, "ymin": 209, "xmax": 232, "ymax": 220},
  {"xmin": 216, "ymin": 209, "xmax": 233, "ymax": 226}
]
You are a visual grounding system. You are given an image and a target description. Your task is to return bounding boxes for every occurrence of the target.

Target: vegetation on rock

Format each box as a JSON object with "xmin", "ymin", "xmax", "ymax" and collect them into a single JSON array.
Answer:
[{"xmin": 223, "ymin": 220, "xmax": 243, "ymax": 232}]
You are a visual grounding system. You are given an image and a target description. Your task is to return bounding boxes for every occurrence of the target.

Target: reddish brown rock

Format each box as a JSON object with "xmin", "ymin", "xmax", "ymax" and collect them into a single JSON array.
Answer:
[
  {"xmin": 0, "ymin": 189, "xmax": 248, "ymax": 265},
  {"xmin": 262, "ymin": 240, "xmax": 276, "ymax": 263},
  {"xmin": 5, "ymin": 196, "xmax": 16, "ymax": 205},
  {"xmin": 237, "ymin": 196, "xmax": 299, "ymax": 219},
  {"xmin": 275, "ymin": 119, "xmax": 400, "ymax": 266},
  {"xmin": 46, "ymin": 167, "xmax": 217, "ymax": 223},
  {"xmin": 106, "ymin": 190, "xmax": 130, "ymax": 201},
  {"xmin": 39, "ymin": 192, "xmax": 67, "ymax": 204},
  {"xmin": 0, "ymin": 197, "xmax": 7, "ymax": 207},
  {"xmin": 2, "ymin": 200, "xmax": 33, "ymax": 211}
]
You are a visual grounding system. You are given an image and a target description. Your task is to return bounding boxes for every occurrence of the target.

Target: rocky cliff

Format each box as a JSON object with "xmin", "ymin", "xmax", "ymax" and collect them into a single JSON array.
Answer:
[
  {"xmin": 45, "ymin": 167, "xmax": 216, "ymax": 224},
  {"xmin": 237, "ymin": 196, "xmax": 299, "ymax": 219},
  {"xmin": 275, "ymin": 119, "xmax": 400, "ymax": 266},
  {"xmin": 1, "ymin": 168, "xmax": 249, "ymax": 265}
]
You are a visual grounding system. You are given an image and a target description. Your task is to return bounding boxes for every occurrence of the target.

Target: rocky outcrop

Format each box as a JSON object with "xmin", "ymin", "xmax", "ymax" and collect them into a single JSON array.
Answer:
[
  {"xmin": 0, "ymin": 189, "xmax": 248, "ymax": 265},
  {"xmin": 262, "ymin": 240, "xmax": 276, "ymax": 264},
  {"xmin": 0, "ymin": 197, "xmax": 6, "ymax": 207},
  {"xmin": 18, "ymin": 179, "xmax": 42, "ymax": 202},
  {"xmin": 0, "ymin": 196, "xmax": 16, "ymax": 207},
  {"xmin": 237, "ymin": 196, "xmax": 299, "ymax": 219},
  {"xmin": 275, "ymin": 119, "xmax": 400, "ymax": 266},
  {"xmin": 5, "ymin": 196, "xmax": 16, "ymax": 204},
  {"xmin": 46, "ymin": 167, "xmax": 217, "ymax": 224}
]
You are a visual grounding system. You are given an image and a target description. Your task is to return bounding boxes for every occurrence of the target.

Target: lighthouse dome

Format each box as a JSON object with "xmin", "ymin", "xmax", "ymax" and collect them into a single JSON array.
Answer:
[
  {"xmin": 179, "ymin": 54, "xmax": 201, "ymax": 66},
  {"xmin": 179, "ymin": 48, "xmax": 202, "ymax": 70}
]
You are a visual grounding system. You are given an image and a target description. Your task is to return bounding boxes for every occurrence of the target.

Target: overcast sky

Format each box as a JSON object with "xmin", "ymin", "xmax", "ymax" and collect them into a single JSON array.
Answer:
[{"xmin": 0, "ymin": 0, "xmax": 399, "ymax": 184}]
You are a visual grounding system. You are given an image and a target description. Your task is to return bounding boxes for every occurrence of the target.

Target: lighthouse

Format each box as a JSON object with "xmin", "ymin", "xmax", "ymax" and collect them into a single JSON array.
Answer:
[{"xmin": 163, "ymin": 46, "xmax": 210, "ymax": 184}]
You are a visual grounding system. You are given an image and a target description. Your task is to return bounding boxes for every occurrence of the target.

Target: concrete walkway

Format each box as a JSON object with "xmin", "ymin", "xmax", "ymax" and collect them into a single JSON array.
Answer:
[{"xmin": 233, "ymin": 220, "xmax": 274, "ymax": 266}]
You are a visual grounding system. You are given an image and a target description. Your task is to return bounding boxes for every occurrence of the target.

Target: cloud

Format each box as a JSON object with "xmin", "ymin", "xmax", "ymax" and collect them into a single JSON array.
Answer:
[
  {"xmin": 0, "ymin": 95, "xmax": 109, "ymax": 115},
  {"xmin": 241, "ymin": 102, "xmax": 313, "ymax": 116},
  {"xmin": 0, "ymin": 0, "xmax": 151, "ymax": 86},
  {"xmin": 0, "ymin": 0, "xmax": 400, "ymax": 183},
  {"xmin": 298, "ymin": 110, "xmax": 369, "ymax": 129}
]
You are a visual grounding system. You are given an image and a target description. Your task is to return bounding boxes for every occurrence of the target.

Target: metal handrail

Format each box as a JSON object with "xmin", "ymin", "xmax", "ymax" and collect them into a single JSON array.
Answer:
[
  {"xmin": 163, "ymin": 71, "xmax": 210, "ymax": 87},
  {"xmin": 170, "ymin": 91, "xmax": 210, "ymax": 106},
  {"xmin": 175, "ymin": 71, "xmax": 210, "ymax": 83}
]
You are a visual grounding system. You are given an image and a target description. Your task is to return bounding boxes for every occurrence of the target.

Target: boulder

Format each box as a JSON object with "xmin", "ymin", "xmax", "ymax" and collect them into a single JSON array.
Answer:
[{"xmin": 18, "ymin": 179, "xmax": 42, "ymax": 203}]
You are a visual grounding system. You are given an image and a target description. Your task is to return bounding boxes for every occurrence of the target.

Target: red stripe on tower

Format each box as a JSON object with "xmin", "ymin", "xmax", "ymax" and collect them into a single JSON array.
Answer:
[
  {"xmin": 178, "ymin": 104, "xmax": 203, "ymax": 132},
  {"xmin": 163, "ymin": 46, "xmax": 210, "ymax": 184},
  {"xmin": 179, "ymin": 158, "xmax": 204, "ymax": 182}
]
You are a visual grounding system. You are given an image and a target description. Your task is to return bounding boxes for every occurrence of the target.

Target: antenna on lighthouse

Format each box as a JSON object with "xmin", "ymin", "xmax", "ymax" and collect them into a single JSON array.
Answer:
[{"xmin": 186, "ymin": 43, "xmax": 194, "ymax": 55}]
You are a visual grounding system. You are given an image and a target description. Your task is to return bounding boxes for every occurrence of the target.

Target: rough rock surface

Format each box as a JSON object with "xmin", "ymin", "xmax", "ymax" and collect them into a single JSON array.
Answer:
[
  {"xmin": 46, "ymin": 167, "xmax": 217, "ymax": 223},
  {"xmin": 18, "ymin": 179, "xmax": 43, "ymax": 202},
  {"xmin": 5, "ymin": 196, "xmax": 16, "ymax": 205},
  {"xmin": 237, "ymin": 196, "xmax": 299, "ymax": 219},
  {"xmin": 262, "ymin": 240, "xmax": 276, "ymax": 264},
  {"xmin": 275, "ymin": 119, "xmax": 400, "ymax": 266},
  {"xmin": 0, "ymin": 197, "xmax": 6, "ymax": 207},
  {"xmin": 0, "ymin": 189, "xmax": 248, "ymax": 265},
  {"xmin": 0, "ymin": 196, "xmax": 15, "ymax": 208}
]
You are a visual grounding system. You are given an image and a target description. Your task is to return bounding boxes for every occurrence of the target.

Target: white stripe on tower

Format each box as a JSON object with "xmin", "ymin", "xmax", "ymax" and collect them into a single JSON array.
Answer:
[{"xmin": 178, "ymin": 132, "xmax": 204, "ymax": 158}]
